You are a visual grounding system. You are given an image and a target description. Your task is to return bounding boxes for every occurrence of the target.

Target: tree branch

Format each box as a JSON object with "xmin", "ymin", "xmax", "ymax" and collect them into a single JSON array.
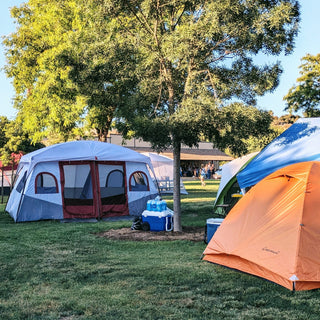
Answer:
[
  {"xmin": 173, "ymin": 4, "xmax": 186, "ymax": 30},
  {"xmin": 125, "ymin": 3, "xmax": 154, "ymax": 36}
]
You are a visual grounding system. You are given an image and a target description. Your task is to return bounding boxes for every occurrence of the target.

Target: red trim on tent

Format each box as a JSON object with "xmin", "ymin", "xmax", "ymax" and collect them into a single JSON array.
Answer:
[
  {"xmin": 59, "ymin": 160, "xmax": 129, "ymax": 219},
  {"xmin": 34, "ymin": 172, "xmax": 59, "ymax": 194},
  {"xmin": 98, "ymin": 161, "xmax": 129, "ymax": 218},
  {"xmin": 128, "ymin": 171, "xmax": 150, "ymax": 192}
]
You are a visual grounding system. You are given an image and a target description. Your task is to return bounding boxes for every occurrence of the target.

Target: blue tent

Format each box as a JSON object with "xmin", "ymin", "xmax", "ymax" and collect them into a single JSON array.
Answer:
[{"xmin": 237, "ymin": 118, "xmax": 320, "ymax": 190}]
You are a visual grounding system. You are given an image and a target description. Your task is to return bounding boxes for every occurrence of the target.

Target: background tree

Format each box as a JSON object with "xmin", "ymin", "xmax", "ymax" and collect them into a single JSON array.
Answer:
[
  {"xmin": 237, "ymin": 112, "xmax": 300, "ymax": 156},
  {"xmin": 61, "ymin": 0, "xmax": 140, "ymax": 141},
  {"xmin": 272, "ymin": 113, "xmax": 300, "ymax": 126},
  {"xmin": 284, "ymin": 53, "xmax": 320, "ymax": 117},
  {"xmin": 3, "ymin": 0, "xmax": 87, "ymax": 143},
  {"xmin": 0, "ymin": 117, "xmax": 10, "ymax": 150},
  {"xmin": 4, "ymin": 0, "xmax": 300, "ymax": 232},
  {"xmin": 0, "ymin": 117, "xmax": 44, "ymax": 165},
  {"xmin": 106, "ymin": 0, "xmax": 300, "ymax": 231},
  {"xmin": 4, "ymin": 0, "xmax": 140, "ymax": 143}
]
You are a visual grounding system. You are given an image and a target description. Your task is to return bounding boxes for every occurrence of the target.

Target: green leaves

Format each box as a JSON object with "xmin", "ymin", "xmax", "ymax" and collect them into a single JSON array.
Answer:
[
  {"xmin": 3, "ymin": 0, "xmax": 88, "ymax": 143},
  {"xmin": 284, "ymin": 53, "xmax": 320, "ymax": 117},
  {"xmin": 3, "ymin": 0, "xmax": 300, "ymax": 146},
  {"xmin": 2, "ymin": 0, "xmax": 300, "ymax": 231},
  {"xmin": 210, "ymin": 103, "xmax": 274, "ymax": 157},
  {"xmin": 0, "ymin": 117, "xmax": 45, "ymax": 165},
  {"xmin": 111, "ymin": 0, "xmax": 299, "ymax": 151}
]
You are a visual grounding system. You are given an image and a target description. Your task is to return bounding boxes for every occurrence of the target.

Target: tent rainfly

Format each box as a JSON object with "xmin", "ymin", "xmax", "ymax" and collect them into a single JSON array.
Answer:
[
  {"xmin": 237, "ymin": 117, "xmax": 320, "ymax": 191},
  {"xmin": 6, "ymin": 141, "xmax": 159, "ymax": 222},
  {"xmin": 203, "ymin": 161, "xmax": 320, "ymax": 291}
]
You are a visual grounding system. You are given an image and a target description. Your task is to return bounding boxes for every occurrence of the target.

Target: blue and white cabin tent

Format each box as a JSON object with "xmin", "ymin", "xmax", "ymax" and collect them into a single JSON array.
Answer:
[{"xmin": 6, "ymin": 141, "xmax": 159, "ymax": 222}]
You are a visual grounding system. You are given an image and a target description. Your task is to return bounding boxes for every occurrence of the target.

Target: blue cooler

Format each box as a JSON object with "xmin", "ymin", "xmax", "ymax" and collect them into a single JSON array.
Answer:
[
  {"xmin": 142, "ymin": 210, "xmax": 173, "ymax": 231},
  {"xmin": 206, "ymin": 218, "xmax": 224, "ymax": 243}
]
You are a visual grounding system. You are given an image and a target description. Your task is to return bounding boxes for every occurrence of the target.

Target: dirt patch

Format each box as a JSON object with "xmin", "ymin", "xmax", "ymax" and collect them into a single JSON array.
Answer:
[{"xmin": 97, "ymin": 226, "xmax": 206, "ymax": 242}]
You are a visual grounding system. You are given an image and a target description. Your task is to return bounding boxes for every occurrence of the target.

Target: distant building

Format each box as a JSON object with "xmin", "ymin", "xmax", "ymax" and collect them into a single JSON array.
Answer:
[{"xmin": 106, "ymin": 133, "xmax": 233, "ymax": 177}]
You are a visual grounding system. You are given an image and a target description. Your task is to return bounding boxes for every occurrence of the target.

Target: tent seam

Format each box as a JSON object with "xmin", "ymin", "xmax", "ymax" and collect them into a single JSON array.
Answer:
[{"xmin": 291, "ymin": 162, "xmax": 313, "ymax": 284}]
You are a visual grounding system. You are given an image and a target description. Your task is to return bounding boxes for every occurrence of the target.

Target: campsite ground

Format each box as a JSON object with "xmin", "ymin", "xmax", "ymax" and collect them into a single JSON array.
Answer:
[
  {"xmin": 1, "ymin": 180, "xmax": 320, "ymax": 319},
  {"xmin": 98, "ymin": 225, "xmax": 205, "ymax": 241},
  {"xmin": 98, "ymin": 177, "xmax": 214, "ymax": 242}
]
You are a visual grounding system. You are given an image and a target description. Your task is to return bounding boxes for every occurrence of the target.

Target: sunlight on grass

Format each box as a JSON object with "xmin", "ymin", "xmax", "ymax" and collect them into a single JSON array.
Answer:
[
  {"xmin": 164, "ymin": 179, "xmax": 219, "ymax": 203},
  {"xmin": 1, "ymin": 178, "xmax": 320, "ymax": 319},
  {"xmin": 161, "ymin": 179, "xmax": 221, "ymax": 227}
]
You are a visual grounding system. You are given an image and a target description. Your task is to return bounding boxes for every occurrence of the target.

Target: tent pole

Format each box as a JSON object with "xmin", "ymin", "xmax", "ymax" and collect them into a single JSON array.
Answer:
[
  {"xmin": 1, "ymin": 167, "xmax": 3, "ymax": 204},
  {"xmin": 15, "ymin": 170, "xmax": 31, "ymax": 222},
  {"xmin": 11, "ymin": 161, "xmax": 14, "ymax": 192}
]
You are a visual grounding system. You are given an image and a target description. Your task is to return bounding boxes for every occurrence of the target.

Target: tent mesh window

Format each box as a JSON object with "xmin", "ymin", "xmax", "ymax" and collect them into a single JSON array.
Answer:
[
  {"xmin": 215, "ymin": 181, "xmax": 242, "ymax": 216},
  {"xmin": 101, "ymin": 169, "xmax": 126, "ymax": 205},
  {"xmin": 16, "ymin": 171, "xmax": 27, "ymax": 193},
  {"xmin": 63, "ymin": 164, "xmax": 94, "ymax": 206},
  {"xmin": 12, "ymin": 165, "xmax": 23, "ymax": 188},
  {"xmin": 35, "ymin": 172, "xmax": 58, "ymax": 194},
  {"xmin": 105, "ymin": 169, "xmax": 124, "ymax": 187},
  {"xmin": 129, "ymin": 171, "xmax": 149, "ymax": 191},
  {"xmin": 224, "ymin": 182, "xmax": 241, "ymax": 213}
]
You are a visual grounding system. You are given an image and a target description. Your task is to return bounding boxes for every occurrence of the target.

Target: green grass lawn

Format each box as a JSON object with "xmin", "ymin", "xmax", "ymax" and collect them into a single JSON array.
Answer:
[{"xmin": 1, "ymin": 180, "xmax": 320, "ymax": 319}]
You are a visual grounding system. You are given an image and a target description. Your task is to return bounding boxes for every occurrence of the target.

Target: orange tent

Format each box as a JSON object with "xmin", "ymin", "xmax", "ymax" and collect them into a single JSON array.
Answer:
[{"xmin": 203, "ymin": 161, "xmax": 320, "ymax": 291}]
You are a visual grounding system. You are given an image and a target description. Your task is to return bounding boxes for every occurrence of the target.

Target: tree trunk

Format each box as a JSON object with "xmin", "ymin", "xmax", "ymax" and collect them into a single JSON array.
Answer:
[
  {"xmin": 96, "ymin": 127, "xmax": 108, "ymax": 142},
  {"xmin": 173, "ymin": 138, "xmax": 182, "ymax": 232}
]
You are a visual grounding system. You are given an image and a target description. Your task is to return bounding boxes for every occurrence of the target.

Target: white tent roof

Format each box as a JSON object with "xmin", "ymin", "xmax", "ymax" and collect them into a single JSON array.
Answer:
[
  {"xmin": 142, "ymin": 152, "xmax": 187, "ymax": 194},
  {"xmin": 144, "ymin": 152, "xmax": 173, "ymax": 164},
  {"xmin": 142, "ymin": 152, "xmax": 173, "ymax": 178},
  {"xmin": 20, "ymin": 141, "xmax": 152, "ymax": 172},
  {"xmin": 215, "ymin": 152, "xmax": 258, "ymax": 201},
  {"xmin": 142, "ymin": 152, "xmax": 179, "ymax": 180}
]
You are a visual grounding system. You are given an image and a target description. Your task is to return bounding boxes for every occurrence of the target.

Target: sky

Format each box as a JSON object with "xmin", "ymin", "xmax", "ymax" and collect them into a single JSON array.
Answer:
[{"xmin": 0, "ymin": 1, "xmax": 320, "ymax": 120}]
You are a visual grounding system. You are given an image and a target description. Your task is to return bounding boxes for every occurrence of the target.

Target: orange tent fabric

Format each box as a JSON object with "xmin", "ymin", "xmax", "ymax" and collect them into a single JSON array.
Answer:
[{"xmin": 203, "ymin": 161, "xmax": 320, "ymax": 291}]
